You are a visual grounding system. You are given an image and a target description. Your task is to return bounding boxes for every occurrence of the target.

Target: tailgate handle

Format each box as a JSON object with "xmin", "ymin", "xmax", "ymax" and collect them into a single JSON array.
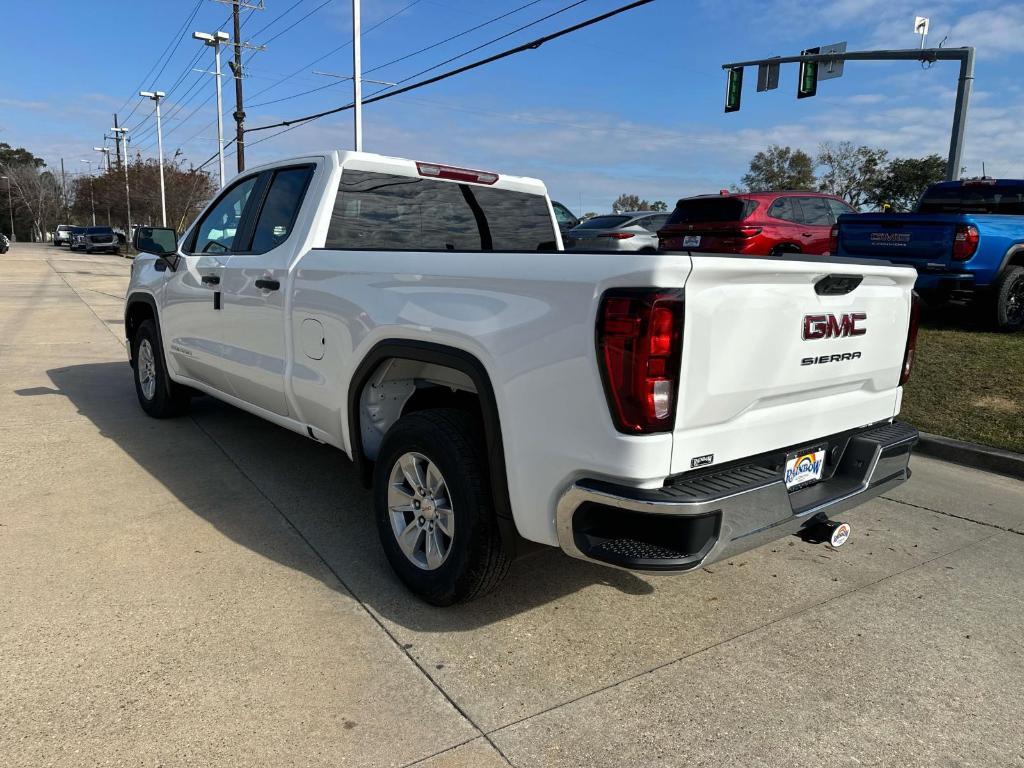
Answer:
[{"xmin": 815, "ymin": 274, "xmax": 863, "ymax": 296}]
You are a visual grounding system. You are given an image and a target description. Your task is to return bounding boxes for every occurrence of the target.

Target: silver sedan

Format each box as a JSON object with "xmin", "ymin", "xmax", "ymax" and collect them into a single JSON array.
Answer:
[{"xmin": 565, "ymin": 212, "xmax": 669, "ymax": 252}]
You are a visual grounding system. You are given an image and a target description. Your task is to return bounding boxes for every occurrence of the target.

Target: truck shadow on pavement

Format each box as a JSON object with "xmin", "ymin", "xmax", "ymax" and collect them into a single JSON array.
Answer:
[{"xmin": 34, "ymin": 362, "xmax": 653, "ymax": 631}]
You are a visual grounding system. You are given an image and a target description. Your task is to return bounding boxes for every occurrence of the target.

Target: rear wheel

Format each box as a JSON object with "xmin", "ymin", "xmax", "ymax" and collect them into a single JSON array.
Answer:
[
  {"xmin": 993, "ymin": 266, "xmax": 1024, "ymax": 332},
  {"xmin": 374, "ymin": 409, "xmax": 510, "ymax": 605},
  {"xmin": 132, "ymin": 319, "xmax": 190, "ymax": 417}
]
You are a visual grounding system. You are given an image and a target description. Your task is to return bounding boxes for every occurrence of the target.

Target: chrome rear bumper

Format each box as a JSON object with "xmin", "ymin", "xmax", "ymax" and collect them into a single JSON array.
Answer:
[{"xmin": 555, "ymin": 420, "xmax": 918, "ymax": 572}]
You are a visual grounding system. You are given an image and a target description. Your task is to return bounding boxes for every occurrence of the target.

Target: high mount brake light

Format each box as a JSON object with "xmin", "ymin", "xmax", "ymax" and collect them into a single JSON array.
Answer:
[
  {"xmin": 415, "ymin": 162, "xmax": 498, "ymax": 185},
  {"xmin": 952, "ymin": 224, "xmax": 979, "ymax": 261},
  {"xmin": 900, "ymin": 292, "xmax": 921, "ymax": 386},
  {"xmin": 597, "ymin": 289, "xmax": 684, "ymax": 433}
]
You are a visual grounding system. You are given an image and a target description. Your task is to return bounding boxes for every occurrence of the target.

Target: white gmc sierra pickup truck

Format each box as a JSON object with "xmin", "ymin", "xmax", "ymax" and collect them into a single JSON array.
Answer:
[{"xmin": 125, "ymin": 151, "xmax": 920, "ymax": 605}]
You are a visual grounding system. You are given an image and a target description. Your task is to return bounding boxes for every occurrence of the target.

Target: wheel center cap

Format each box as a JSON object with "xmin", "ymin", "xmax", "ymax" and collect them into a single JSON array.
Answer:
[{"xmin": 420, "ymin": 499, "xmax": 436, "ymax": 518}]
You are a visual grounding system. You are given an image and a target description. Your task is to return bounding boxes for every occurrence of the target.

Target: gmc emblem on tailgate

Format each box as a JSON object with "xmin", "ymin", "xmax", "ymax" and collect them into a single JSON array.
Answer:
[{"xmin": 802, "ymin": 312, "xmax": 867, "ymax": 340}]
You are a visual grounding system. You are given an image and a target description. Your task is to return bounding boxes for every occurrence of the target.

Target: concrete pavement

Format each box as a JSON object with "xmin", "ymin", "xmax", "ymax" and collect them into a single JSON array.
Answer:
[{"xmin": 2, "ymin": 242, "xmax": 1022, "ymax": 767}]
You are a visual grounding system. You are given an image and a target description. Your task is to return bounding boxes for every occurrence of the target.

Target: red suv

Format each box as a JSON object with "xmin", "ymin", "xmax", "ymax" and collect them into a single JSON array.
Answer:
[{"xmin": 658, "ymin": 191, "xmax": 855, "ymax": 256}]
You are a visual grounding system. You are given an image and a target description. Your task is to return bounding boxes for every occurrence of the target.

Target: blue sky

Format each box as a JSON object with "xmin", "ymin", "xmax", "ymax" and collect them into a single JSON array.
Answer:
[{"xmin": 1, "ymin": 0, "xmax": 1022, "ymax": 213}]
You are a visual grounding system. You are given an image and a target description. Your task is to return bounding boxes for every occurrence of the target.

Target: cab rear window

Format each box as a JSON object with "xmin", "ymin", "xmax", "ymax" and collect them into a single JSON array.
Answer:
[
  {"xmin": 326, "ymin": 170, "xmax": 557, "ymax": 251},
  {"xmin": 917, "ymin": 185, "xmax": 1024, "ymax": 215}
]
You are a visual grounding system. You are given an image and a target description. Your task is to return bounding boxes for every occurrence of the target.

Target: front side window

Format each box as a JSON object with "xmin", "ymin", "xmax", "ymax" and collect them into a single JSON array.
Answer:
[
  {"xmin": 191, "ymin": 176, "xmax": 258, "ymax": 254},
  {"xmin": 249, "ymin": 167, "xmax": 314, "ymax": 254},
  {"xmin": 325, "ymin": 170, "xmax": 556, "ymax": 251},
  {"xmin": 552, "ymin": 201, "xmax": 577, "ymax": 227},
  {"xmin": 827, "ymin": 198, "xmax": 855, "ymax": 220}
]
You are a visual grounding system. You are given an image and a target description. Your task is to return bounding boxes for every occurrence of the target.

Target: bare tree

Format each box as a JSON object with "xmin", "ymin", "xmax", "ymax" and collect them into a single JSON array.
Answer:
[{"xmin": 0, "ymin": 162, "xmax": 61, "ymax": 241}]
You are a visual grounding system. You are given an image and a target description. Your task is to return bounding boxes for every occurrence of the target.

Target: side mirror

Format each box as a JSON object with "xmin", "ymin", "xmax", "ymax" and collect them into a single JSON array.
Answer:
[{"xmin": 133, "ymin": 226, "xmax": 179, "ymax": 269}]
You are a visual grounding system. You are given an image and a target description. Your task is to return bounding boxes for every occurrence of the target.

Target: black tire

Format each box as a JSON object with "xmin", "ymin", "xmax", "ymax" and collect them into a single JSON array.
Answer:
[
  {"xmin": 770, "ymin": 244, "xmax": 801, "ymax": 257},
  {"xmin": 131, "ymin": 319, "xmax": 190, "ymax": 418},
  {"xmin": 992, "ymin": 265, "xmax": 1024, "ymax": 332},
  {"xmin": 374, "ymin": 408, "xmax": 510, "ymax": 605}
]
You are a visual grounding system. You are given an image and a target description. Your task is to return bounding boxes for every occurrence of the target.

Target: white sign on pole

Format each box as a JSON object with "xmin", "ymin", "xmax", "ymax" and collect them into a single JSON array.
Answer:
[{"xmin": 914, "ymin": 16, "xmax": 930, "ymax": 35}]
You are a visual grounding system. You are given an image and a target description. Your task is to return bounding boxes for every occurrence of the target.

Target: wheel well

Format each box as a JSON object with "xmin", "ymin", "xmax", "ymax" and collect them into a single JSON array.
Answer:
[
  {"xmin": 125, "ymin": 298, "xmax": 156, "ymax": 365},
  {"xmin": 357, "ymin": 357, "xmax": 481, "ymax": 463},
  {"xmin": 771, "ymin": 243, "xmax": 802, "ymax": 255},
  {"xmin": 1007, "ymin": 249, "xmax": 1024, "ymax": 268}
]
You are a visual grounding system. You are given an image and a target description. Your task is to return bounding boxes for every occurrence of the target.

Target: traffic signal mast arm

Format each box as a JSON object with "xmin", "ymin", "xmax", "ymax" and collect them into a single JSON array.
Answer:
[{"xmin": 720, "ymin": 46, "xmax": 975, "ymax": 182}]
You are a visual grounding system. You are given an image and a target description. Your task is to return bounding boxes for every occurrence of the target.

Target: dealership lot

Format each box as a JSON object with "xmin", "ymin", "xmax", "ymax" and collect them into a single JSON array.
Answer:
[{"xmin": 2, "ymin": 241, "xmax": 1023, "ymax": 767}]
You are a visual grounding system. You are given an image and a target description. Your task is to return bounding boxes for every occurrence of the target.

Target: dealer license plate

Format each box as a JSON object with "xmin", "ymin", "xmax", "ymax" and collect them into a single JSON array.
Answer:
[{"xmin": 784, "ymin": 448, "xmax": 826, "ymax": 489}]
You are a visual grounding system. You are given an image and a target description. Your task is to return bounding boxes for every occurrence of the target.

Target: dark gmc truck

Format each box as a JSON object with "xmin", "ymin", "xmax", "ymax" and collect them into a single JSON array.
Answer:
[{"xmin": 833, "ymin": 179, "xmax": 1024, "ymax": 331}]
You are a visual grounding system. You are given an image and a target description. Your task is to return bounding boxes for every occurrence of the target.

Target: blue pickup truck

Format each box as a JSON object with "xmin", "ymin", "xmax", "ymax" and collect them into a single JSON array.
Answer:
[{"xmin": 834, "ymin": 179, "xmax": 1024, "ymax": 331}]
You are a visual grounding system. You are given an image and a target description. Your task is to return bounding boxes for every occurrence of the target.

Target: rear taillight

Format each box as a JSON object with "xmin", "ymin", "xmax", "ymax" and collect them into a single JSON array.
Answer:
[
  {"xmin": 598, "ymin": 232, "xmax": 636, "ymax": 240},
  {"xmin": 597, "ymin": 289, "xmax": 684, "ymax": 433},
  {"xmin": 899, "ymin": 292, "xmax": 922, "ymax": 386},
  {"xmin": 829, "ymin": 225, "xmax": 839, "ymax": 255},
  {"xmin": 952, "ymin": 224, "xmax": 979, "ymax": 261},
  {"xmin": 736, "ymin": 226, "xmax": 762, "ymax": 238}
]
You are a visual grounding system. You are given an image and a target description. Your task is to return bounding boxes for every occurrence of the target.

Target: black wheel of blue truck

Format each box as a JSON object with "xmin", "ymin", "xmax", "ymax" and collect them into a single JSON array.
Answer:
[
  {"xmin": 374, "ymin": 408, "xmax": 510, "ymax": 605},
  {"xmin": 131, "ymin": 319, "xmax": 191, "ymax": 418},
  {"xmin": 993, "ymin": 266, "xmax": 1024, "ymax": 332}
]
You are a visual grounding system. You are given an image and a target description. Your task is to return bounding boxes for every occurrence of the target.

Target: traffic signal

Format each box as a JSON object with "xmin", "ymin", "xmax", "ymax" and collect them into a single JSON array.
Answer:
[
  {"xmin": 724, "ymin": 67, "xmax": 743, "ymax": 112},
  {"xmin": 798, "ymin": 47, "xmax": 819, "ymax": 99}
]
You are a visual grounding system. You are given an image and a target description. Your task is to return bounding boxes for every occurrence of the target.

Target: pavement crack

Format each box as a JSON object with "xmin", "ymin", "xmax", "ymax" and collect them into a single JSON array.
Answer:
[
  {"xmin": 881, "ymin": 495, "xmax": 1024, "ymax": 536},
  {"xmin": 484, "ymin": 529, "xmax": 1003, "ymax": 738},
  {"xmin": 187, "ymin": 415, "xmax": 514, "ymax": 768}
]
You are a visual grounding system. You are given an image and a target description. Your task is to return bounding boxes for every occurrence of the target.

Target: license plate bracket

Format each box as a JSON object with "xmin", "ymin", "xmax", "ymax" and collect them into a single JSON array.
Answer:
[{"xmin": 785, "ymin": 447, "xmax": 826, "ymax": 490}]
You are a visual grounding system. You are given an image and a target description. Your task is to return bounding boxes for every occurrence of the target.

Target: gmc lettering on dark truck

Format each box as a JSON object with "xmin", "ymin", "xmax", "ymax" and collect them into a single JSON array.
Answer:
[
  {"xmin": 833, "ymin": 178, "xmax": 1024, "ymax": 331},
  {"xmin": 125, "ymin": 150, "xmax": 920, "ymax": 605}
]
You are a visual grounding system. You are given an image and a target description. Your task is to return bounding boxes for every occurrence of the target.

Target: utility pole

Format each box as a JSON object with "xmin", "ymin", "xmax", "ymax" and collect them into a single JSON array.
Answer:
[
  {"xmin": 141, "ymin": 90, "xmax": 168, "ymax": 226},
  {"xmin": 80, "ymin": 160, "xmax": 96, "ymax": 226},
  {"xmin": 352, "ymin": 0, "xmax": 363, "ymax": 151},
  {"xmin": 193, "ymin": 30, "xmax": 231, "ymax": 187},
  {"xmin": 231, "ymin": 2, "xmax": 246, "ymax": 172},
  {"xmin": 112, "ymin": 114, "xmax": 123, "ymax": 171},
  {"xmin": 111, "ymin": 126, "xmax": 132, "ymax": 234}
]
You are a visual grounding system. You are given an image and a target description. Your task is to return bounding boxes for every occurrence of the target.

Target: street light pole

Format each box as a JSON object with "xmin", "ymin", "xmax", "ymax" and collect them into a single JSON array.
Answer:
[
  {"xmin": 81, "ymin": 160, "xmax": 96, "ymax": 226},
  {"xmin": 110, "ymin": 126, "xmax": 132, "ymax": 234},
  {"xmin": 352, "ymin": 0, "xmax": 362, "ymax": 151},
  {"xmin": 141, "ymin": 90, "xmax": 167, "ymax": 225},
  {"xmin": 0, "ymin": 176, "xmax": 14, "ymax": 242},
  {"xmin": 193, "ymin": 31, "xmax": 230, "ymax": 187}
]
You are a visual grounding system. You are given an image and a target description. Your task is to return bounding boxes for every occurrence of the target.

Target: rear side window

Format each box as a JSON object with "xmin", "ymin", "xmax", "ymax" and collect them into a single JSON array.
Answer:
[
  {"xmin": 325, "ymin": 170, "xmax": 556, "ymax": 251},
  {"xmin": 799, "ymin": 197, "xmax": 832, "ymax": 226},
  {"xmin": 249, "ymin": 166, "xmax": 314, "ymax": 254},
  {"xmin": 917, "ymin": 184, "xmax": 1024, "ymax": 215},
  {"xmin": 768, "ymin": 197, "xmax": 801, "ymax": 223},
  {"xmin": 666, "ymin": 198, "xmax": 754, "ymax": 225},
  {"xmin": 637, "ymin": 214, "xmax": 669, "ymax": 232}
]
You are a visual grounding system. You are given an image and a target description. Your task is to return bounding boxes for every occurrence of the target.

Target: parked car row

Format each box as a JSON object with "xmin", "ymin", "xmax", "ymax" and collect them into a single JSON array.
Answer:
[
  {"xmin": 561, "ymin": 178, "xmax": 1022, "ymax": 331},
  {"xmin": 52, "ymin": 224, "xmax": 121, "ymax": 254}
]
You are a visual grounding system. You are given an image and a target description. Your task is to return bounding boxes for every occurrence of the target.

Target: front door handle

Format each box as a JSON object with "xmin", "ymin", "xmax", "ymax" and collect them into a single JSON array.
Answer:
[
  {"xmin": 201, "ymin": 274, "xmax": 220, "ymax": 285},
  {"xmin": 255, "ymin": 278, "xmax": 280, "ymax": 291}
]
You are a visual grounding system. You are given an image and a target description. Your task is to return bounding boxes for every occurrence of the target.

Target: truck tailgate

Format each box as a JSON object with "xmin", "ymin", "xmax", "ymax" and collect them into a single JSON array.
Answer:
[
  {"xmin": 838, "ymin": 214, "xmax": 956, "ymax": 262},
  {"xmin": 670, "ymin": 255, "xmax": 917, "ymax": 475}
]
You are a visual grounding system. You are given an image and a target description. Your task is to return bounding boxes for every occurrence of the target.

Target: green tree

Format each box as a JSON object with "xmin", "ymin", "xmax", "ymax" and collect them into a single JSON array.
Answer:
[
  {"xmin": 817, "ymin": 141, "xmax": 888, "ymax": 209},
  {"xmin": 740, "ymin": 145, "xmax": 816, "ymax": 191},
  {"xmin": 650, "ymin": 200, "xmax": 668, "ymax": 212},
  {"xmin": 612, "ymin": 193, "xmax": 643, "ymax": 213},
  {"xmin": 872, "ymin": 154, "xmax": 947, "ymax": 211}
]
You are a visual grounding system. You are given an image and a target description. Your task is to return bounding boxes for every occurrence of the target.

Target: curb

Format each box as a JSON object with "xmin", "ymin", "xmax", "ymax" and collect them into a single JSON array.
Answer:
[{"xmin": 915, "ymin": 432, "xmax": 1024, "ymax": 481}]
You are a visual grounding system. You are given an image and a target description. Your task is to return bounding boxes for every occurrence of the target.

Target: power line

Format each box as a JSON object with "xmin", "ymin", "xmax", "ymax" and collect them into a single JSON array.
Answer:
[
  {"xmin": 115, "ymin": 0, "xmax": 203, "ymax": 117},
  {"xmin": 246, "ymin": 0, "xmax": 655, "ymax": 134},
  {"xmin": 244, "ymin": 0, "xmax": 425, "ymax": 103},
  {"xmin": 248, "ymin": 0, "xmax": 548, "ymax": 109}
]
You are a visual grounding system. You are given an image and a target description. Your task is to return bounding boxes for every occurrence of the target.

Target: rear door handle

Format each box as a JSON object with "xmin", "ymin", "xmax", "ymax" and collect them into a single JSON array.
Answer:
[
  {"xmin": 255, "ymin": 278, "xmax": 280, "ymax": 291},
  {"xmin": 201, "ymin": 275, "xmax": 220, "ymax": 285},
  {"xmin": 801, "ymin": 232, "xmax": 814, "ymax": 237}
]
